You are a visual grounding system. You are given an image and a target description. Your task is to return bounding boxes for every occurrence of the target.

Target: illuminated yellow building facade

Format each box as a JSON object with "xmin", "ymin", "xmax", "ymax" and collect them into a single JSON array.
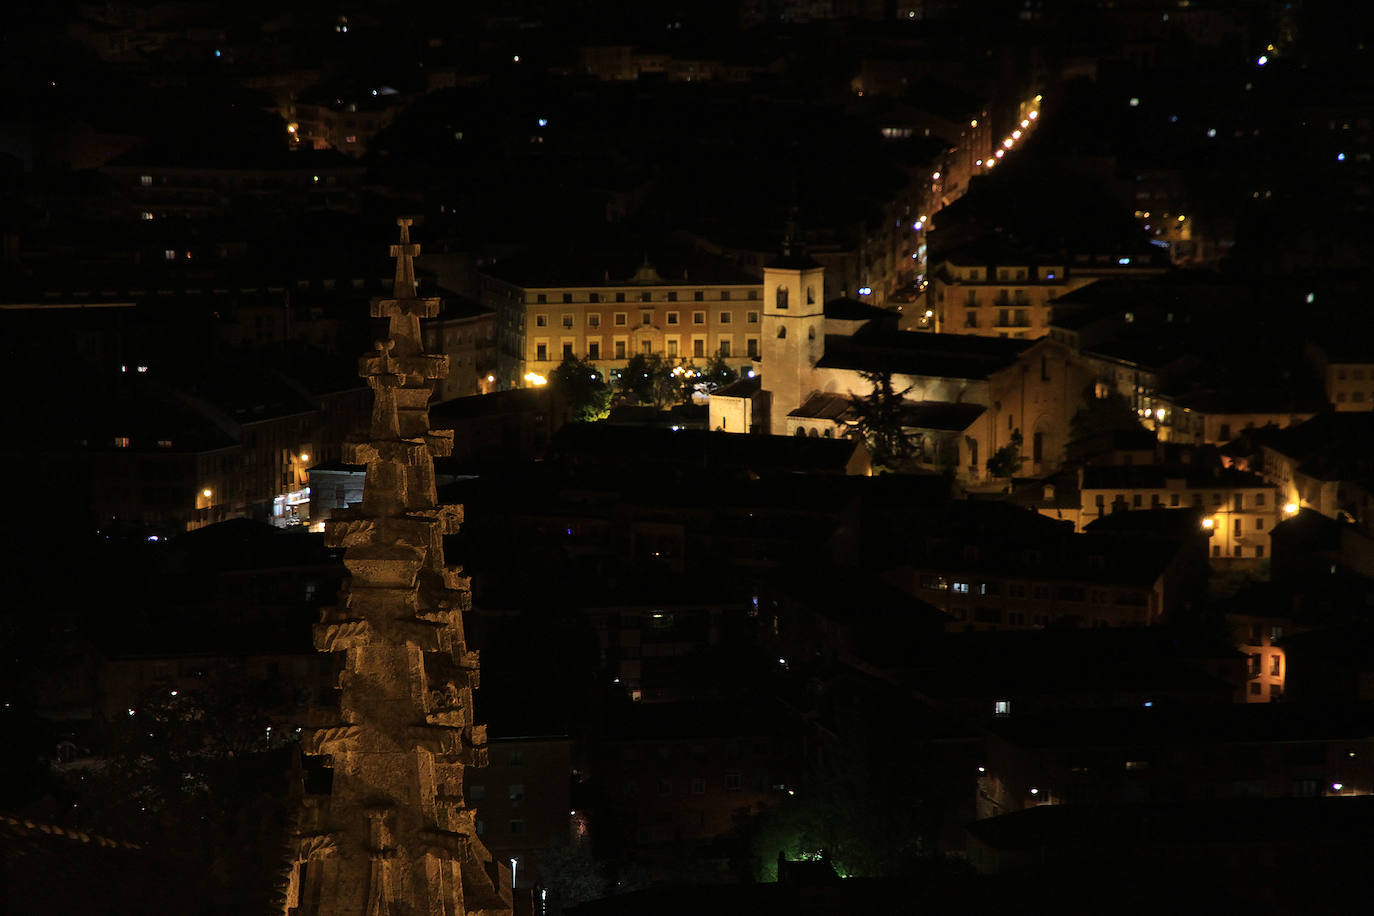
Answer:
[
  {"xmin": 1078, "ymin": 466, "xmax": 1286, "ymax": 562},
  {"xmin": 479, "ymin": 259, "xmax": 764, "ymax": 385}
]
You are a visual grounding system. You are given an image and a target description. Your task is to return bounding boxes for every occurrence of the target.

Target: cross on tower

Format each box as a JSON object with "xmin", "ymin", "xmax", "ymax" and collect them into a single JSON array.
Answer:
[{"xmin": 389, "ymin": 218, "xmax": 420, "ymax": 299}]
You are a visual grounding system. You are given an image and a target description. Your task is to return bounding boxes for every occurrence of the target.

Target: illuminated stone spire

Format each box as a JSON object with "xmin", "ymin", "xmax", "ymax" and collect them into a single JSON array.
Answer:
[{"xmin": 282, "ymin": 219, "xmax": 511, "ymax": 916}]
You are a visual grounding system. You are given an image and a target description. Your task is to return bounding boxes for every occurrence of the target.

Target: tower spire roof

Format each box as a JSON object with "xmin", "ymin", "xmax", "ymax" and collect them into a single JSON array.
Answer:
[{"xmin": 284, "ymin": 220, "xmax": 511, "ymax": 916}]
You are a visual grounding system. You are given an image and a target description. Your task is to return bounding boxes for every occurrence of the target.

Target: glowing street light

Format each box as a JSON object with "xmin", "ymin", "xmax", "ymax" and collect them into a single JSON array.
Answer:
[
  {"xmin": 1283, "ymin": 503, "xmax": 1300, "ymax": 516},
  {"xmin": 202, "ymin": 488, "xmax": 213, "ymax": 499},
  {"xmin": 523, "ymin": 371, "xmax": 547, "ymax": 386}
]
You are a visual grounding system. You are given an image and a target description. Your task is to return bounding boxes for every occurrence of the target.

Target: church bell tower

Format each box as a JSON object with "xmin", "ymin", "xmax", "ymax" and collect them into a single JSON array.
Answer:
[{"xmin": 760, "ymin": 227, "xmax": 826, "ymax": 436}]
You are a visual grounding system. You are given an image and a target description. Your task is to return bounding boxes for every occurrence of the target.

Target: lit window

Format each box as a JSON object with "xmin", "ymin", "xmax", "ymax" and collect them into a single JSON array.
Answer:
[
  {"xmin": 345, "ymin": 135, "xmax": 357, "ymax": 144},
  {"xmin": 113, "ymin": 436, "xmax": 130, "ymax": 448},
  {"xmin": 994, "ymin": 700, "xmax": 1011, "ymax": 717},
  {"xmin": 164, "ymin": 250, "xmax": 176, "ymax": 261},
  {"xmin": 140, "ymin": 175, "xmax": 152, "ymax": 187}
]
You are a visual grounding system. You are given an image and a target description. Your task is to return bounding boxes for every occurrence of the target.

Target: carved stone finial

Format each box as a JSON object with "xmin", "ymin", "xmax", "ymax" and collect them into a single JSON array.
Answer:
[{"xmin": 389, "ymin": 218, "xmax": 419, "ymax": 300}]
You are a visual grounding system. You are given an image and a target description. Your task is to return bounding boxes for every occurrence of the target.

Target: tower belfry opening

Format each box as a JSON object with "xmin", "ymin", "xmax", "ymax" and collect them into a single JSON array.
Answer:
[{"xmin": 282, "ymin": 219, "xmax": 512, "ymax": 916}]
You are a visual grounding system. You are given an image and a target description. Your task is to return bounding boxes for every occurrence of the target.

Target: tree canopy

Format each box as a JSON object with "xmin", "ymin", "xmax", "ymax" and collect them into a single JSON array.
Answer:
[
  {"xmin": 843, "ymin": 370, "xmax": 921, "ymax": 473},
  {"xmin": 550, "ymin": 355, "xmax": 612, "ymax": 422}
]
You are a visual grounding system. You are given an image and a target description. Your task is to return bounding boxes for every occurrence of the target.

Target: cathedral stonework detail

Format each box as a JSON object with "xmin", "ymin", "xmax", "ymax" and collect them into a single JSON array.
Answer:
[{"xmin": 283, "ymin": 220, "xmax": 512, "ymax": 916}]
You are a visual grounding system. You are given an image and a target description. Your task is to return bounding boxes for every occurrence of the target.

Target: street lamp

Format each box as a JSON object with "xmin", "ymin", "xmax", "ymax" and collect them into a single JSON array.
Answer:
[{"xmin": 510, "ymin": 857, "xmax": 518, "ymax": 889}]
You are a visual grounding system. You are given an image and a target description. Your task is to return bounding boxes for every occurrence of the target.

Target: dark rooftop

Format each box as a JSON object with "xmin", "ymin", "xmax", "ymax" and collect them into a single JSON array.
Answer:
[{"xmin": 817, "ymin": 330, "xmax": 1030, "ymax": 379}]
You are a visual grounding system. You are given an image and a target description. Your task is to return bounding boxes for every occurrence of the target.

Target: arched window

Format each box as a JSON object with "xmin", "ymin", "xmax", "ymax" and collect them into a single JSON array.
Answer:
[
  {"xmin": 776, "ymin": 285, "xmax": 789, "ymax": 310},
  {"xmin": 777, "ymin": 326, "xmax": 787, "ymax": 339},
  {"xmin": 808, "ymin": 428, "xmax": 819, "ymax": 438},
  {"xmin": 807, "ymin": 327, "xmax": 816, "ymax": 340},
  {"xmin": 823, "ymin": 428, "xmax": 833, "ymax": 438},
  {"xmin": 793, "ymin": 427, "xmax": 806, "ymax": 437}
]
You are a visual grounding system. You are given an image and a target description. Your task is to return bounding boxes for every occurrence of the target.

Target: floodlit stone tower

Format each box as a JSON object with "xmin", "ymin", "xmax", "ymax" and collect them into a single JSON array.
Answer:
[
  {"xmin": 761, "ymin": 220, "xmax": 826, "ymax": 435},
  {"xmin": 283, "ymin": 220, "xmax": 511, "ymax": 916}
]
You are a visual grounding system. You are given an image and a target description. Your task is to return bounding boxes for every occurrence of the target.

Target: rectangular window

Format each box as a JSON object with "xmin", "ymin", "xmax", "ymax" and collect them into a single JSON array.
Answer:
[
  {"xmin": 536, "ymin": 315, "xmax": 548, "ymax": 327},
  {"xmin": 1271, "ymin": 655, "xmax": 1281, "ymax": 676},
  {"xmin": 615, "ymin": 340, "xmax": 626, "ymax": 359},
  {"xmin": 966, "ymin": 310, "xmax": 978, "ymax": 327},
  {"xmin": 1234, "ymin": 518, "xmax": 1242, "ymax": 535},
  {"xmin": 719, "ymin": 339, "xmax": 731, "ymax": 357},
  {"xmin": 994, "ymin": 700, "xmax": 1011, "ymax": 717},
  {"xmin": 562, "ymin": 341, "xmax": 574, "ymax": 359},
  {"xmin": 720, "ymin": 291, "xmax": 731, "ymax": 301},
  {"xmin": 640, "ymin": 291, "xmax": 652, "ymax": 302},
  {"xmin": 747, "ymin": 338, "xmax": 759, "ymax": 357},
  {"xmin": 1170, "ymin": 493, "xmax": 1180, "ymax": 507},
  {"xmin": 667, "ymin": 291, "xmax": 678, "ymax": 302},
  {"xmin": 747, "ymin": 311, "xmax": 759, "ymax": 323},
  {"xmin": 747, "ymin": 290, "xmax": 759, "ymax": 300},
  {"xmin": 468, "ymin": 785, "xmax": 486, "ymax": 801},
  {"xmin": 615, "ymin": 292, "xmax": 625, "ymax": 303},
  {"xmin": 536, "ymin": 294, "xmax": 547, "ymax": 304},
  {"xmin": 114, "ymin": 436, "xmax": 130, "ymax": 448},
  {"xmin": 588, "ymin": 314, "xmax": 601, "ymax": 328},
  {"xmin": 641, "ymin": 340, "xmax": 652, "ymax": 355},
  {"xmin": 589, "ymin": 292, "xmax": 601, "ymax": 303},
  {"xmin": 667, "ymin": 338, "xmax": 679, "ymax": 357},
  {"xmin": 140, "ymin": 175, "xmax": 153, "ymax": 186},
  {"xmin": 694, "ymin": 291, "xmax": 704, "ymax": 301},
  {"xmin": 691, "ymin": 778, "xmax": 705, "ymax": 795},
  {"xmin": 508, "ymin": 784, "xmax": 525, "ymax": 801},
  {"xmin": 641, "ymin": 311, "xmax": 653, "ymax": 325},
  {"xmin": 509, "ymin": 819, "xmax": 526, "ymax": 835},
  {"xmin": 535, "ymin": 343, "xmax": 547, "ymax": 361},
  {"xmin": 719, "ymin": 311, "xmax": 732, "ymax": 323},
  {"xmin": 1256, "ymin": 492, "xmax": 1265, "ymax": 507},
  {"xmin": 693, "ymin": 338, "xmax": 705, "ymax": 357},
  {"xmin": 667, "ymin": 312, "xmax": 679, "ymax": 325},
  {"xmin": 1256, "ymin": 544, "xmax": 1265, "ymax": 558},
  {"xmin": 725, "ymin": 772, "xmax": 742, "ymax": 791},
  {"xmin": 562, "ymin": 314, "xmax": 574, "ymax": 328},
  {"xmin": 588, "ymin": 342, "xmax": 600, "ymax": 359},
  {"xmin": 563, "ymin": 293, "xmax": 573, "ymax": 304},
  {"xmin": 693, "ymin": 312, "xmax": 705, "ymax": 325},
  {"xmin": 614, "ymin": 313, "xmax": 627, "ymax": 325}
]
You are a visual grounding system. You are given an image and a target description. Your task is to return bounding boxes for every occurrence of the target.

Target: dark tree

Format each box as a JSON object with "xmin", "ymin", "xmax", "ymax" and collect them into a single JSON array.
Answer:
[
  {"xmin": 550, "ymin": 354, "xmax": 612, "ymax": 422},
  {"xmin": 843, "ymin": 370, "xmax": 920, "ymax": 472},
  {"xmin": 986, "ymin": 431, "xmax": 1024, "ymax": 478}
]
